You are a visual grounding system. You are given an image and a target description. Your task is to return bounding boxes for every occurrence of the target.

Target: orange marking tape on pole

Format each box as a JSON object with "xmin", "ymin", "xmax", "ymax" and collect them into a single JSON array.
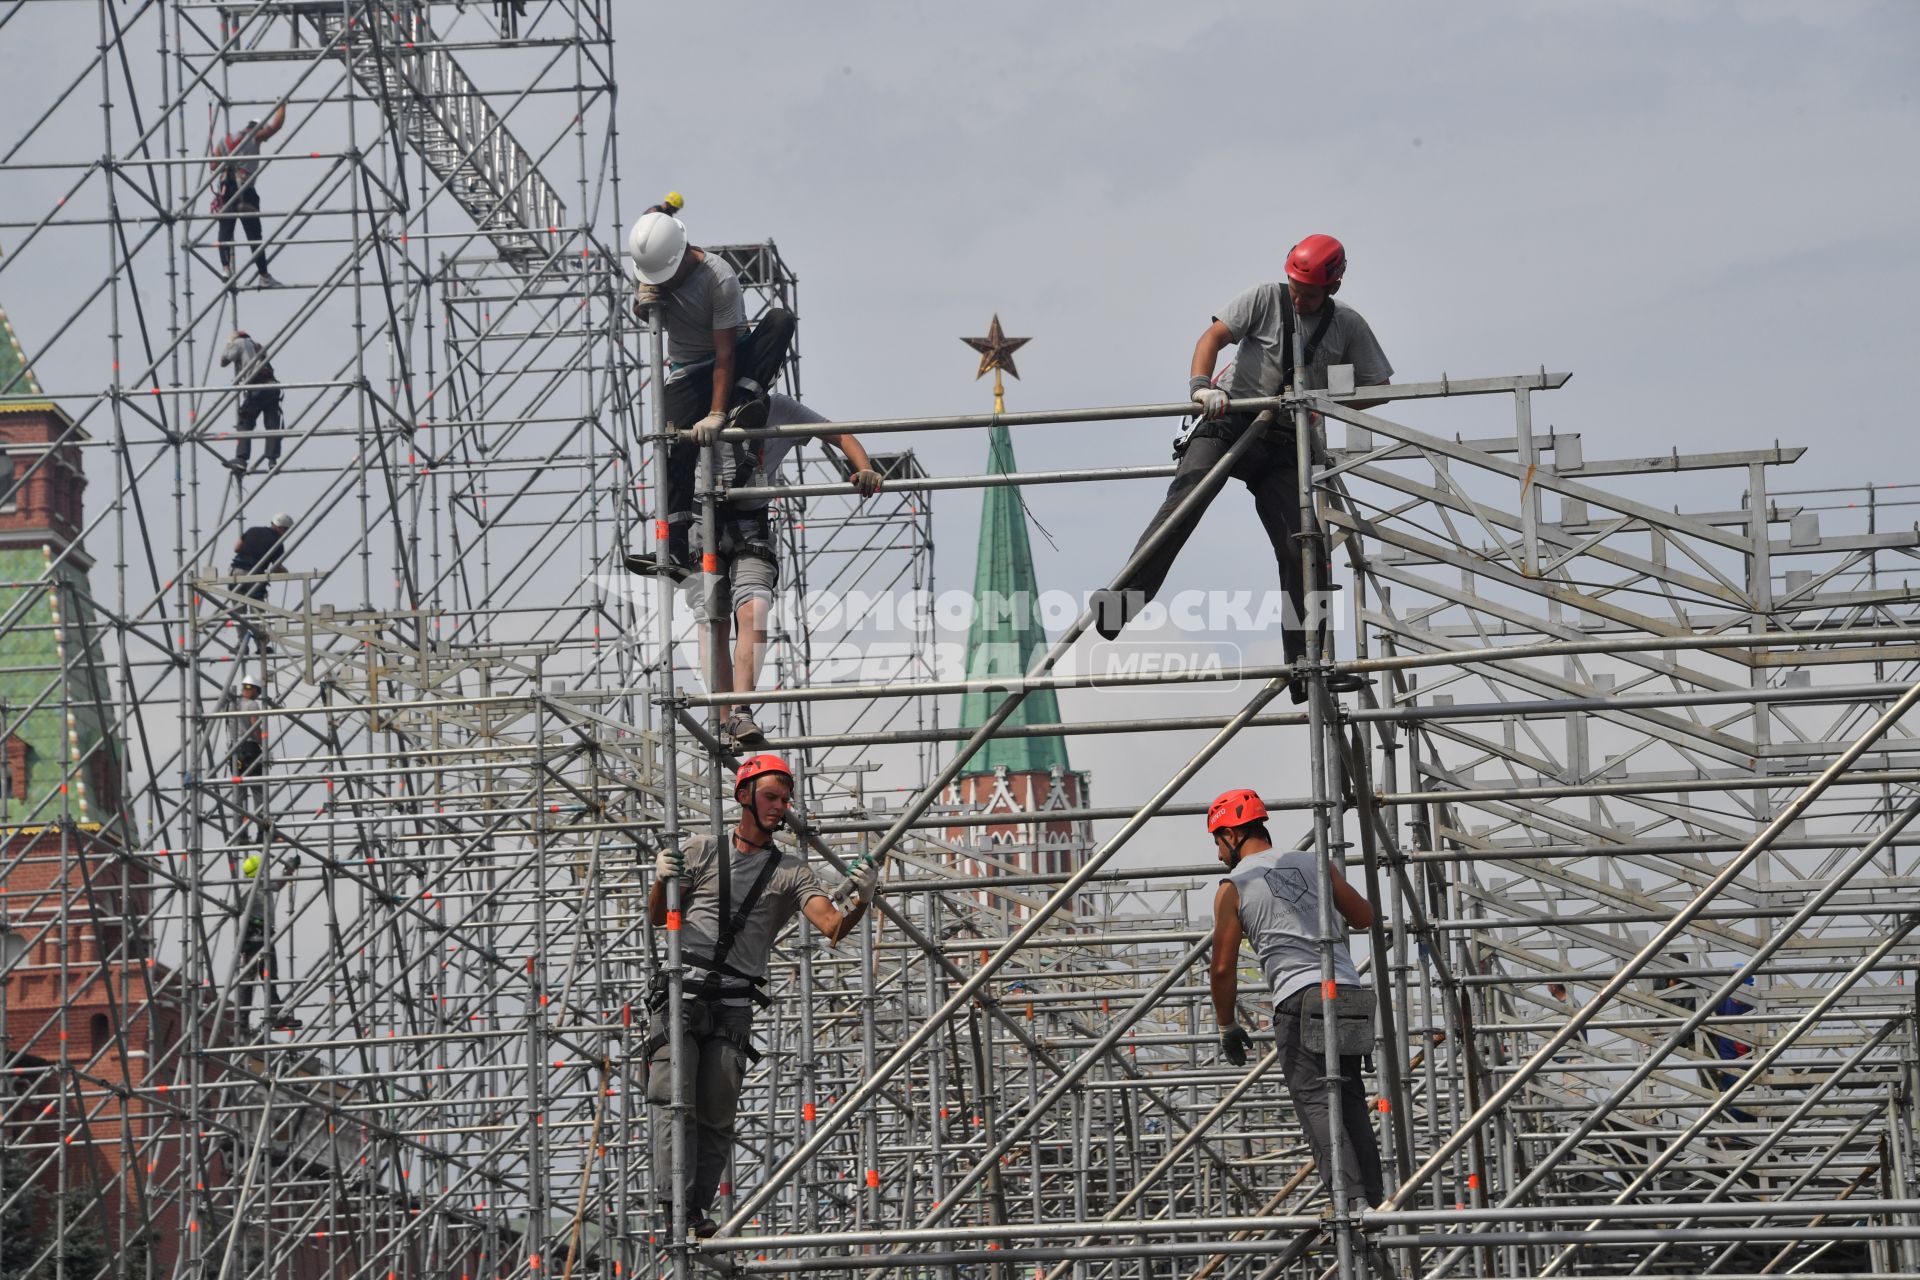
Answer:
[
  {"xmin": 666, "ymin": 910, "xmax": 682, "ymax": 930},
  {"xmin": 865, "ymin": 1169, "xmax": 880, "ymax": 1189},
  {"xmin": 702, "ymin": 553, "xmax": 719, "ymax": 573},
  {"xmin": 654, "ymin": 520, "xmax": 669, "ymax": 540},
  {"xmin": 1324, "ymin": 979, "xmax": 1339, "ymax": 1000}
]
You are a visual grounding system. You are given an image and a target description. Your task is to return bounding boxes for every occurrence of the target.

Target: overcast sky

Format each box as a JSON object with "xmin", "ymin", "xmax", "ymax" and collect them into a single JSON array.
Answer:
[
  {"xmin": 3, "ymin": 1, "xmax": 1916, "ymax": 847},
  {"xmin": 619, "ymin": 0, "xmax": 1919, "ymax": 822}
]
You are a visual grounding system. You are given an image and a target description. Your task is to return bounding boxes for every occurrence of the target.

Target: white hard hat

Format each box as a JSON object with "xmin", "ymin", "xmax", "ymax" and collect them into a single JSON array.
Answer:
[
  {"xmin": 270, "ymin": 512, "xmax": 294, "ymax": 530},
  {"xmin": 628, "ymin": 211, "xmax": 688, "ymax": 285}
]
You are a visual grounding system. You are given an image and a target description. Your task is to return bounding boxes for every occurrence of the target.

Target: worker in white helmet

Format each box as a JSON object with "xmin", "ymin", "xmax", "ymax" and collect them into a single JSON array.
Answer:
[
  {"xmin": 230, "ymin": 513, "xmax": 294, "ymax": 653},
  {"xmin": 624, "ymin": 210, "xmax": 796, "ymax": 581}
]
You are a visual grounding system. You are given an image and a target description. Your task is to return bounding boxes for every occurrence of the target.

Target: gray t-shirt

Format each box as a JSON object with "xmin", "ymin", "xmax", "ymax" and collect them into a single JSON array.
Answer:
[
  {"xmin": 676, "ymin": 834, "xmax": 828, "ymax": 998},
  {"xmin": 1225, "ymin": 846, "xmax": 1360, "ymax": 1009},
  {"xmin": 1217, "ymin": 285, "xmax": 1392, "ymax": 400},
  {"xmin": 663, "ymin": 255, "xmax": 749, "ymax": 375},
  {"xmin": 730, "ymin": 394, "xmax": 823, "ymax": 511},
  {"xmin": 220, "ymin": 334, "xmax": 271, "ymax": 385}
]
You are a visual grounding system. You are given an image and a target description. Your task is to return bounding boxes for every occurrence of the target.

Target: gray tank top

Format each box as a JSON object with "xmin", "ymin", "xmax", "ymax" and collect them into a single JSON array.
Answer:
[{"xmin": 1226, "ymin": 847, "xmax": 1360, "ymax": 1007}]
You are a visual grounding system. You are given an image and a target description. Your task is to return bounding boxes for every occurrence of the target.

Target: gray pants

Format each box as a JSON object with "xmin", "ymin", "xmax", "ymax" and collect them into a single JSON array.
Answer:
[
  {"xmin": 1116, "ymin": 414, "xmax": 1313, "ymax": 662},
  {"xmin": 647, "ymin": 1000, "xmax": 755, "ymax": 1215},
  {"xmin": 1275, "ymin": 989, "xmax": 1386, "ymax": 1209}
]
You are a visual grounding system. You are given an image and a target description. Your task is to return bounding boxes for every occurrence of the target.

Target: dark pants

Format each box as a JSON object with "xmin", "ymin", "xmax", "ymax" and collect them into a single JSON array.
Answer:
[
  {"xmin": 237, "ymin": 913, "xmax": 281, "ymax": 1014},
  {"xmin": 1275, "ymin": 989, "xmax": 1386, "ymax": 1209},
  {"xmin": 232, "ymin": 737, "xmax": 265, "ymax": 823},
  {"xmin": 217, "ymin": 184, "xmax": 268, "ymax": 276},
  {"xmin": 235, "ymin": 386, "xmax": 283, "ymax": 463},
  {"xmin": 1116, "ymin": 412, "xmax": 1316, "ymax": 661},
  {"xmin": 647, "ymin": 1000, "xmax": 756, "ymax": 1216},
  {"xmin": 660, "ymin": 308, "xmax": 796, "ymax": 563}
]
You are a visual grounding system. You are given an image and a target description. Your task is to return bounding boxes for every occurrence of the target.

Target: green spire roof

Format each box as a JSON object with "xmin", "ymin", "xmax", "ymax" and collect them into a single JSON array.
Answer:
[
  {"xmin": 0, "ymin": 297, "xmax": 52, "ymax": 409},
  {"xmin": 956, "ymin": 424, "xmax": 1071, "ymax": 776}
]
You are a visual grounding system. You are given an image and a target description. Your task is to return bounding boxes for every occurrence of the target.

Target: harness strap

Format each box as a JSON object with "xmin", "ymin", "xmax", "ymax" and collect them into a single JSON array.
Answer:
[{"xmin": 695, "ymin": 846, "xmax": 782, "ymax": 1002}]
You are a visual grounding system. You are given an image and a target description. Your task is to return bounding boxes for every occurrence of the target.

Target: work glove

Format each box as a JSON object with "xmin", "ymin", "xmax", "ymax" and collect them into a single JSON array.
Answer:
[
  {"xmin": 654, "ymin": 844, "xmax": 686, "ymax": 881},
  {"xmin": 850, "ymin": 469, "xmax": 883, "ymax": 498},
  {"xmin": 1219, "ymin": 1023, "xmax": 1252, "ymax": 1066},
  {"xmin": 276, "ymin": 853, "xmax": 300, "ymax": 876},
  {"xmin": 1191, "ymin": 386, "xmax": 1229, "ymax": 421},
  {"xmin": 634, "ymin": 282, "xmax": 662, "ymax": 307},
  {"xmin": 683, "ymin": 412, "xmax": 726, "ymax": 447},
  {"xmin": 843, "ymin": 858, "xmax": 880, "ymax": 903}
]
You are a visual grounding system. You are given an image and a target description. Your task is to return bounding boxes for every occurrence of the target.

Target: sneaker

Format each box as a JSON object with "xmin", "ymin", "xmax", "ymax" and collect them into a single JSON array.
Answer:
[
  {"xmin": 270, "ymin": 1012, "xmax": 304, "ymax": 1031},
  {"xmin": 721, "ymin": 711, "xmax": 767, "ymax": 749},
  {"xmin": 255, "ymin": 272, "xmax": 283, "ymax": 289},
  {"xmin": 225, "ymin": 458, "xmax": 248, "ymax": 478},
  {"xmin": 624, "ymin": 551, "xmax": 694, "ymax": 582}
]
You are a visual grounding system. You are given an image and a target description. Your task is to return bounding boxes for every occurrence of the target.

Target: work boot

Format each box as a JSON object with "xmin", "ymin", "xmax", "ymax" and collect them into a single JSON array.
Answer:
[
  {"xmin": 1089, "ymin": 587, "xmax": 1144, "ymax": 642},
  {"xmin": 624, "ymin": 551, "xmax": 694, "ymax": 583},
  {"xmin": 727, "ymin": 391, "xmax": 769, "ymax": 433},
  {"xmin": 688, "ymin": 1215, "xmax": 719, "ymax": 1240},
  {"xmin": 721, "ymin": 710, "xmax": 767, "ymax": 749}
]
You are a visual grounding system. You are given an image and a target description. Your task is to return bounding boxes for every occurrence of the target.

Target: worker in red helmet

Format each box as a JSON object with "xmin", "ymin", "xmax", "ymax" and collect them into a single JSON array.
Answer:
[
  {"xmin": 644, "ymin": 753, "xmax": 879, "ymax": 1238},
  {"xmin": 1093, "ymin": 235, "xmax": 1393, "ymax": 701},
  {"xmin": 1205, "ymin": 789, "xmax": 1390, "ymax": 1219}
]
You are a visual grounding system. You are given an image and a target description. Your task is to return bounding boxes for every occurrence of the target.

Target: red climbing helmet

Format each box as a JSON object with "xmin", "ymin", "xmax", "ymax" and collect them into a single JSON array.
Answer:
[
  {"xmin": 1285, "ymin": 234, "xmax": 1347, "ymax": 287},
  {"xmin": 1206, "ymin": 788, "xmax": 1269, "ymax": 833},
  {"xmin": 734, "ymin": 753, "xmax": 794, "ymax": 801}
]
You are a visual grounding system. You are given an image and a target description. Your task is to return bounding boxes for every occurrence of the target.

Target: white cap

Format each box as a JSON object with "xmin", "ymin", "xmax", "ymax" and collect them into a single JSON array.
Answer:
[
  {"xmin": 628, "ymin": 211, "xmax": 688, "ymax": 285},
  {"xmin": 270, "ymin": 512, "xmax": 294, "ymax": 530}
]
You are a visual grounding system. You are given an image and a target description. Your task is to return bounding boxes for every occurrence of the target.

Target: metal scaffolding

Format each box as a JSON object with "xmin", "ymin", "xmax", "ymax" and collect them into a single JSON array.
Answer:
[{"xmin": 2, "ymin": 4, "xmax": 1918, "ymax": 1280}]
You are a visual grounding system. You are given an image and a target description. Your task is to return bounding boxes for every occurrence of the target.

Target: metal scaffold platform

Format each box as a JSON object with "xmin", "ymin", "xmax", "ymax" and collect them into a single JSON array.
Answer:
[{"xmin": 1, "ymin": 5, "xmax": 1917, "ymax": 1280}]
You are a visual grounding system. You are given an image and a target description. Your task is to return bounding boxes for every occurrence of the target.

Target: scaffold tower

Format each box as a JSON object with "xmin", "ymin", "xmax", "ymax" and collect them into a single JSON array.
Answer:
[{"xmin": 2, "ymin": 5, "xmax": 1918, "ymax": 1280}]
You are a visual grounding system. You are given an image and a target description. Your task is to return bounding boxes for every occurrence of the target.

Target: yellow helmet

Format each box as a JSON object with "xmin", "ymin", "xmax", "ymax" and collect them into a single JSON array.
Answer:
[
  {"xmin": 242, "ymin": 854, "xmax": 262, "ymax": 878},
  {"xmin": 663, "ymin": 190, "xmax": 684, "ymax": 212}
]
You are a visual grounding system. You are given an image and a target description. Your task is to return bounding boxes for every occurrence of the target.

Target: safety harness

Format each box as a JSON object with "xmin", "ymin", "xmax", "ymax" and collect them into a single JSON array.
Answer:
[
  {"xmin": 1175, "ymin": 293, "xmax": 1337, "ymax": 456},
  {"xmin": 685, "ymin": 845, "xmax": 782, "ymax": 1008}
]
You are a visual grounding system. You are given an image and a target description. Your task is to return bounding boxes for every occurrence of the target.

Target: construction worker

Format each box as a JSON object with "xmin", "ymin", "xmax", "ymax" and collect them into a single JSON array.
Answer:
[
  {"xmin": 1206, "ymin": 789, "xmax": 1389, "ymax": 1218},
  {"xmin": 1092, "ymin": 235, "xmax": 1391, "ymax": 700},
  {"xmin": 644, "ymin": 191, "xmax": 685, "ymax": 218},
  {"xmin": 691, "ymin": 394, "xmax": 884, "ymax": 748},
  {"xmin": 220, "ymin": 329, "xmax": 283, "ymax": 476},
  {"xmin": 645, "ymin": 753, "xmax": 879, "ymax": 1237},
  {"xmin": 230, "ymin": 513, "xmax": 293, "ymax": 652},
  {"xmin": 623, "ymin": 210, "xmax": 797, "ymax": 580},
  {"xmin": 210, "ymin": 104, "xmax": 286, "ymax": 287},
  {"xmin": 225, "ymin": 677, "xmax": 270, "ymax": 834},
  {"xmin": 236, "ymin": 851, "xmax": 299, "ymax": 1030}
]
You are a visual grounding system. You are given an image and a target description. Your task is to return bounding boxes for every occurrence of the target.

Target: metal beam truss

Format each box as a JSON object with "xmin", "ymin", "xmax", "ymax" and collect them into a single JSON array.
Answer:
[{"xmin": 1, "ymin": 5, "xmax": 1917, "ymax": 1280}]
